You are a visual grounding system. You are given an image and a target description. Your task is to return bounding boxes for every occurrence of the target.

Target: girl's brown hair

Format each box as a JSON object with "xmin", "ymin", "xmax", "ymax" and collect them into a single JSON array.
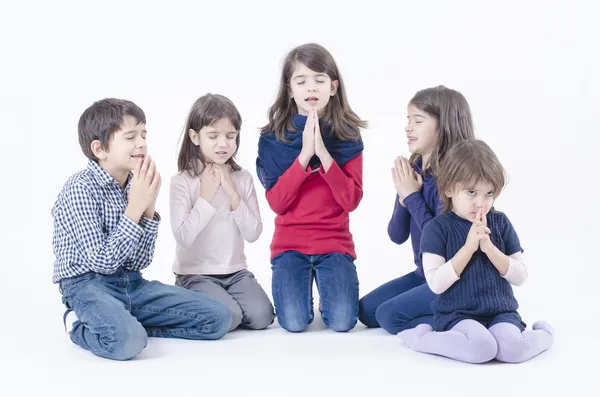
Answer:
[
  {"xmin": 408, "ymin": 85, "xmax": 475, "ymax": 179},
  {"xmin": 437, "ymin": 140, "xmax": 506, "ymax": 213},
  {"xmin": 177, "ymin": 94, "xmax": 242, "ymax": 176},
  {"xmin": 261, "ymin": 43, "xmax": 366, "ymax": 141}
]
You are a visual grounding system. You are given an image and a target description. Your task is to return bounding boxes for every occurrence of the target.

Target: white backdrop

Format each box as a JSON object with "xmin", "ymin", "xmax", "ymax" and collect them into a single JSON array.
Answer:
[{"xmin": 1, "ymin": 0, "xmax": 598, "ymax": 395}]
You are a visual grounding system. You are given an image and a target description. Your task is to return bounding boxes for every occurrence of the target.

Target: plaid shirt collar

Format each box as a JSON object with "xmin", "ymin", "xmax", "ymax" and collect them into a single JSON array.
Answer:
[{"xmin": 87, "ymin": 159, "xmax": 133, "ymax": 192}]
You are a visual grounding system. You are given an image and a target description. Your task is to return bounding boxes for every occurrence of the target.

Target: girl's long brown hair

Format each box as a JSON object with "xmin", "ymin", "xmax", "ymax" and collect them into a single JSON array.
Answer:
[
  {"xmin": 408, "ymin": 85, "xmax": 475, "ymax": 179},
  {"xmin": 262, "ymin": 43, "xmax": 366, "ymax": 141}
]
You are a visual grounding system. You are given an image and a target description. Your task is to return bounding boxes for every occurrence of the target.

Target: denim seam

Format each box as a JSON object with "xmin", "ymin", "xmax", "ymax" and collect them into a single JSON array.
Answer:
[
  {"xmin": 70, "ymin": 295, "xmax": 116, "ymax": 355},
  {"xmin": 134, "ymin": 306, "xmax": 211, "ymax": 335}
]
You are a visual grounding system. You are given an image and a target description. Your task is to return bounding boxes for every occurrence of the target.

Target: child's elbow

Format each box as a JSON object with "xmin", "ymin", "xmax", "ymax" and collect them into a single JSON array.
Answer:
[
  {"xmin": 512, "ymin": 274, "xmax": 528, "ymax": 287},
  {"xmin": 390, "ymin": 234, "xmax": 409, "ymax": 245},
  {"xmin": 245, "ymin": 229, "xmax": 262, "ymax": 243},
  {"xmin": 344, "ymin": 190, "xmax": 363, "ymax": 212},
  {"xmin": 429, "ymin": 284, "xmax": 445, "ymax": 295},
  {"xmin": 388, "ymin": 227, "xmax": 409, "ymax": 245},
  {"xmin": 268, "ymin": 203, "xmax": 287, "ymax": 215},
  {"xmin": 172, "ymin": 229, "xmax": 194, "ymax": 249}
]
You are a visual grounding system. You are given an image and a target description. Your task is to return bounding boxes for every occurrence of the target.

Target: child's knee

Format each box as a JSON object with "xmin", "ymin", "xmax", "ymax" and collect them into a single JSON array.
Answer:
[
  {"xmin": 494, "ymin": 335, "xmax": 529, "ymax": 363},
  {"xmin": 276, "ymin": 305, "xmax": 312, "ymax": 332},
  {"xmin": 227, "ymin": 305, "xmax": 244, "ymax": 331},
  {"xmin": 206, "ymin": 303, "xmax": 233, "ymax": 338},
  {"xmin": 358, "ymin": 297, "xmax": 380, "ymax": 328},
  {"xmin": 469, "ymin": 332, "xmax": 498, "ymax": 363},
  {"xmin": 104, "ymin": 322, "xmax": 147, "ymax": 361},
  {"xmin": 243, "ymin": 304, "xmax": 275, "ymax": 330},
  {"xmin": 375, "ymin": 303, "xmax": 406, "ymax": 334},
  {"xmin": 325, "ymin": 312, "xmax": 358, "ymax": 332}
]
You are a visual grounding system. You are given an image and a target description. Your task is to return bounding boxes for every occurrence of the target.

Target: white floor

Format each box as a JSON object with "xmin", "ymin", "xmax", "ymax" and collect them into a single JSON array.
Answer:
[{"xmin": 2, "ymin": 270, "xmax": 598, "ymax": 397}]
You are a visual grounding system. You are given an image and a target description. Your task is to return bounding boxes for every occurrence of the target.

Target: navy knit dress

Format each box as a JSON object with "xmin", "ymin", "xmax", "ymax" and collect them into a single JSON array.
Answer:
[{"xmin": 421, "ymin": 210, "xmax": 527, "ymax": 332}]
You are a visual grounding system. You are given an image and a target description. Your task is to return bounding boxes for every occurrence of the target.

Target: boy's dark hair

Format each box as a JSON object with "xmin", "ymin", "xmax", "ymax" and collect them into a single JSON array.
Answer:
[{"xmin": 78, "ymin": 98, "xmax": 146, "ymax": 160}]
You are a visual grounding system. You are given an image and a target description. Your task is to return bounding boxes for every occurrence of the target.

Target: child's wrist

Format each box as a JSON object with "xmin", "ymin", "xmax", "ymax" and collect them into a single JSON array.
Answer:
[
  {"xmin": 298, "ymin": 152, "xmax": 311, "ymax": 168},
  {"xmin": 230, "ymin": 193, "xmax": 240, "ymax": 210},
  {"xmin": 125, "ymin": 205, "xmax": 144, "ymax": 223},
  {"xmin": 143, "ymin": 206, "xmax": 155, "ymax": 219},
  {"xmin": 463, "ymin": 245, "xmax": 477, "ymax": 256}
]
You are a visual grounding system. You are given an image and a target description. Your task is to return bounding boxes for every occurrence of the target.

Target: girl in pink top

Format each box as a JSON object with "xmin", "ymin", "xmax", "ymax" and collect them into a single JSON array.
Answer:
[{"xmin": 170, "ymin": 94, "xmax": 275, "ymax": 332}]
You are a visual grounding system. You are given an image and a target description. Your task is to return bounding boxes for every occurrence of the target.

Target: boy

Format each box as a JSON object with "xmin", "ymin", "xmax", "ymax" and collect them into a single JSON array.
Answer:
[{"xmin": 52, "ymin": 98, "xmax": 231, "ymax": 360}]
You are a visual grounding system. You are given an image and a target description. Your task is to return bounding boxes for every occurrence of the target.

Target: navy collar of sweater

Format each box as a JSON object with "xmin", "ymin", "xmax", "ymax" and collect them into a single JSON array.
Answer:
[{"xmin": 256, "ymin": 114, "xmax": 363, "ymax": 190}]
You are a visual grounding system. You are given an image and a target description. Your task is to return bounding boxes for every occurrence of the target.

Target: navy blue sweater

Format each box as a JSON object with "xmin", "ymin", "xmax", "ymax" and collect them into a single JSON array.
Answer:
[
  {"xmin": 387, "ymin": 158, "xmax": 442, "ymax": 276},
  {"xmin": 421, "ymin": 210, "xmax": 525, "ymax": 331}
]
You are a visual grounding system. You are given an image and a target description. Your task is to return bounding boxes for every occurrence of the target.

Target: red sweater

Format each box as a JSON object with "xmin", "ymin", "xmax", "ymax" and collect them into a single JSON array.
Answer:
[{"xmin": 266, "ymin": 154, "xmax": 363, "ymax": 259}]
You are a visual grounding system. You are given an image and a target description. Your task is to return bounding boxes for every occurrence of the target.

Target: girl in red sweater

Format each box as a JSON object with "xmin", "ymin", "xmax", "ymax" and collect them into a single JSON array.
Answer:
[{"xmin": 256, "ymin": 43, "xmax": 366, "ymax": 332}]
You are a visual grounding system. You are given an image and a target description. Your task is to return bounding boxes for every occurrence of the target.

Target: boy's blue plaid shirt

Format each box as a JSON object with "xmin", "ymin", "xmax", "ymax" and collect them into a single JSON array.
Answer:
[{"xmin": 52, "ymin": 159, "xmax": 160, "ymax": 283}]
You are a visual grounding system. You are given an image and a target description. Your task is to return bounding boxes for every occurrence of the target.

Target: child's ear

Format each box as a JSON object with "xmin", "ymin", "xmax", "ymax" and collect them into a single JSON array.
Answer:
[
  {"xmin": 330, "ymin": 80, "xmax": 339, "ymax": 96},
  {"xmin": 189, "ymin": 129, "xmax": 200, "ymax": 146},
  {"xmin": 90, "ymin": 140, "xmax": 107, "ymax": 160},
  {"xmin": 444, "ymin": 190, "xmax": 453, "ymax": 198}
]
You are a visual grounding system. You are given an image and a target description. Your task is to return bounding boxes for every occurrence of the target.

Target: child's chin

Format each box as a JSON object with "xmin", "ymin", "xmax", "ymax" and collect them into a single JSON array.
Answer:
[{"xmin": 210, "ymin": 158, "xmax": 229, "ymax": 165}]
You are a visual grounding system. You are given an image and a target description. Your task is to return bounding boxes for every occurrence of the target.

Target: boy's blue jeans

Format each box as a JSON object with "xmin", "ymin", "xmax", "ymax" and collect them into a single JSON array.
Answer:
[
  {"xmin": 59, "ymin": 268, "xmax": 232, "ymax": 360},
  {"xmin": 271, "ymin": 251, "xmax": 359, "ymax": 332}
]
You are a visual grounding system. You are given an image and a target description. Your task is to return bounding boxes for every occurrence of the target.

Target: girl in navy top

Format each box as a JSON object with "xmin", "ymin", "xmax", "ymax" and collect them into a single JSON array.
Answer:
[
  {"xmin": 359, "ymin": 86, "xmax": 475, "ymax": 334},
  {"xmin": 398, "ymin": 140, "xmax": 553, "ymax": 363}
]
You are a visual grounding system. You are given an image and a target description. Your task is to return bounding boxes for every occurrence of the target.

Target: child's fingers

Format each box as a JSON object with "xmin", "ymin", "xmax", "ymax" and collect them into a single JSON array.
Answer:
[
  {"xmin": 397, "ymin": 157, "xmax": 407, "ymax": 177},
  {"xmin": 391, "ymin": 166, "xmax": 399, "ymax": 183},
  {"xmin": 402, "ymin": 157, "xmax": 412, "ymax": 178},
  {"xmin": 140, "ymin": 155, "xmax": 151, "ymax": 179},
  {"xmin": 134, "ymin": 156, "xmax": 142, "ymax": 178},
  {"xmin": 145, "ymin": 161, "xmax": 156, "ymax": 184},
  {"xmin": 415, "ymin": 171, "xmax": 423, "ymax": 184},
  {"xmin": 475, "ymin": 225, "xmax": 491, "ymax": 235},
  {"xmin": 306, "ymin": 110, "xmax": 314, "ymax": 131},
  {"xmin": 151, "ymin": 171, "xmax": 160, "ymax": 189}
]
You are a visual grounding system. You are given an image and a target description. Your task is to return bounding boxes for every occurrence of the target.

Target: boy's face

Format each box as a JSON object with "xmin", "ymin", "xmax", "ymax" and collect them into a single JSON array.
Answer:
[
  {"xmin": 289, "ymin": 62, "xmax": 338, "ymax": 117},
  {"xmin": 97, "ymin": 115, "xmax": 147, "ymax": 178}
]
